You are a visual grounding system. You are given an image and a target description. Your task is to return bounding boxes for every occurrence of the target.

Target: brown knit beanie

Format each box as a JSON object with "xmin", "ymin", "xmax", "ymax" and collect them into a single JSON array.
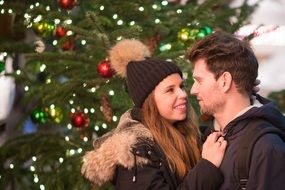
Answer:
[{"xmin": 109, "ymin": 39, "xmax": 182, "ymax": 108}]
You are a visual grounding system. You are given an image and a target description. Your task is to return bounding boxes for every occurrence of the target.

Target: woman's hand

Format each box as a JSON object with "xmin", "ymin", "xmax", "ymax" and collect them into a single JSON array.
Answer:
[{"xmin": 202, "ymin": 132, "xmax": 227, "ymax": 168}]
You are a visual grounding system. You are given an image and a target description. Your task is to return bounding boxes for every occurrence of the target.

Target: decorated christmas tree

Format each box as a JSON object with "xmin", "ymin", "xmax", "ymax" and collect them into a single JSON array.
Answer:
[
  {"xmin": 0, "ymin": 0, "xmax": 259, "ymax": 189},
  {"xmin": 268, "ymin": 90, "xmax": 285, "ymax": 114}
]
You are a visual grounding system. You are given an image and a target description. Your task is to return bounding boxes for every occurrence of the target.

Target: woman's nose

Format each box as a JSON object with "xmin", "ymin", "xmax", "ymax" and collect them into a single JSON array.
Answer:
[{"xmin": 178, "ymin": 88, "xmax": 187, "ymax": 98}]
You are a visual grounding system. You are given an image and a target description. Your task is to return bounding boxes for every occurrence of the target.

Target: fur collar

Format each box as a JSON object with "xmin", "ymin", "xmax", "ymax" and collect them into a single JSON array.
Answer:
[{"xmin": 81, "ymin": 111, "xmax": 153, "ymax": 186}]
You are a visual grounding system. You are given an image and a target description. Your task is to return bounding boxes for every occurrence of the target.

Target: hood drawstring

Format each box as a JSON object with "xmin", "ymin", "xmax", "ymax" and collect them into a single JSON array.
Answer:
[{"xmin": 132, "ymin": 153, "xmax": 137, "ymax": 182}]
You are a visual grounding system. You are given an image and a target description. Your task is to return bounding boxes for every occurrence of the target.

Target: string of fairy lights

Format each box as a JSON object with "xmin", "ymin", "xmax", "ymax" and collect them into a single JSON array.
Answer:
[
  {"xmin": 0, "ymin": 0, "xmax": 183, "ymax": 129},
  {"xmin": 0, "ymin": 1, "xmax": 186, "ymax": 188},
  {"xmin": 1, "ymin": 0, "xmax": 284, "ymax": 188}
]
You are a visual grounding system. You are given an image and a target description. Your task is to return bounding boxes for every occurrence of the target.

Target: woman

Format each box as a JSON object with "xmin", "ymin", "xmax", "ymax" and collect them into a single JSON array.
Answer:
[{"xmin": 81, "ymin": 39, "xmax": 227, "ymax": 189}]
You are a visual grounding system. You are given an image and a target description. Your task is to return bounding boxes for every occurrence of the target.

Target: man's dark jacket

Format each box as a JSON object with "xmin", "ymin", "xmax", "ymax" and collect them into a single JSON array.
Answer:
[{"xmin": 204, "ymin": 95, "xmax": 285, "ymax": 190}]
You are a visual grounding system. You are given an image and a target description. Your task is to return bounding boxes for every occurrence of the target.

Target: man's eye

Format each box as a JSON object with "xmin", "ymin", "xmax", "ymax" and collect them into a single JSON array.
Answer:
[{"xmin": 194, "ymin": 79, "xmax": 201, "ymax": 84}]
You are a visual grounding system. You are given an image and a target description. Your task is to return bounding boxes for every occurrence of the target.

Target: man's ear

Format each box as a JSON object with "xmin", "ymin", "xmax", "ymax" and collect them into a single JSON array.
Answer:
[{"xmin": 218, "ymin": 71, "xmax": 232, "ymax": 92}]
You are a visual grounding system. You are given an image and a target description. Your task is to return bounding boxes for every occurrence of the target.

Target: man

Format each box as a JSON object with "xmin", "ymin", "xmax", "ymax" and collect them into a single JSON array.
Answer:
[{"xmin": 187, "ymin": 31, "xmax": 285, "ymax": 190}]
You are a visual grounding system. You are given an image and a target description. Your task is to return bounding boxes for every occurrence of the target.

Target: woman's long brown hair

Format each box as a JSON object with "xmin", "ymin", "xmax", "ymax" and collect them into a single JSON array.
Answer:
[{"xmin": 141, "ymin": 92, "xmax": 201, "ymax": 179}]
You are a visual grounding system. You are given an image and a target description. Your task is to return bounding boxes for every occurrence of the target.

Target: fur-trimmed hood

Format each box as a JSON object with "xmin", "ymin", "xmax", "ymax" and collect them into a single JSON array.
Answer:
[{"xmin": 81, "ymin": 111, "xmax": 153, "ymax": 186}]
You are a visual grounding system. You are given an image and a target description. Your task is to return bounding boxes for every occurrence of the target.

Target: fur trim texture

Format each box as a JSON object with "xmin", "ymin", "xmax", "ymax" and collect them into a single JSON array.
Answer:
[
  {"xmin": 81, "ymin": 111, "xmax": 153, "ymax": 186},
  {"xmin": 108, "ymin": 39, "xmax": 151, "ymax": 77}
]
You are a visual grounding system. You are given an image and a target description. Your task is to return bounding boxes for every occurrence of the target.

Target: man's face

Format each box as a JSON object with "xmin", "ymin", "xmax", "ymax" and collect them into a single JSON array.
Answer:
[{"xmin": 190, "ymin": 59, "xmax": 224, "ymax": 116}]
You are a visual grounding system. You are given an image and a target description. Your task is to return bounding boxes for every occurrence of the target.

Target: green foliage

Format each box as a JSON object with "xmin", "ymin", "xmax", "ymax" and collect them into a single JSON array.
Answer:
[
  {"xmin": 0, "ymin": 0, "xmax": 259, "ymax": 189},
  {"xmin": 0, "ymin": 133, "xmax": 91, "ymax": 189},
  {"xmin": 268, "ymin": 90, "xmax": 285, "ymax": 113}
]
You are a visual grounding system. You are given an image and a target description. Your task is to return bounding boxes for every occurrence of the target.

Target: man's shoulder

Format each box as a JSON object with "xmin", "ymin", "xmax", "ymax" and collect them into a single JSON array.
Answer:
[
  {"xmin": 253, "ymin": 132, "xmax": 285, "ymax": 155},
  {"xmin": 236, "ymin": 118, "xmax": 285, "ymax": 165}
]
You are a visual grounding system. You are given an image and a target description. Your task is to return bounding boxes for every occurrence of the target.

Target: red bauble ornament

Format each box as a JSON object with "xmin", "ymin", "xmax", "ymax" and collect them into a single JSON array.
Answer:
[
  {"xmin": 97, "ymin": 60, "xmax": 115, "ymax": 78},
  {"xmin": 55, "ymin": 26, "xmax": 66, "ymax": 38},
  {"xmin": 58, "ymin": 0, "xmax": 77, "ymax": 10},
  {"xmin": 61, "ymin": 39, "xmax": 74, "ymax": 51},
  {"xmin": 71, "ymin": 111, "xmax": 90, "ymax": 128}
]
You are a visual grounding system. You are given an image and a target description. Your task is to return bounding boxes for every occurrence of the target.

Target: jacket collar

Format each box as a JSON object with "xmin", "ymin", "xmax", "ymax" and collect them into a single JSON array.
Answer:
[{"xmin": 81, "ymin": 110, "xmax": 153, "ymax": 186}]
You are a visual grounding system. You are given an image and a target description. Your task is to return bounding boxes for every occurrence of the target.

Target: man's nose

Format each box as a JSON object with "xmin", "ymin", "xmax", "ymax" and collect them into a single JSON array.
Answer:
[{"xmin": 190, "ymin": 83, "xmax": 197, "ymax": 95}]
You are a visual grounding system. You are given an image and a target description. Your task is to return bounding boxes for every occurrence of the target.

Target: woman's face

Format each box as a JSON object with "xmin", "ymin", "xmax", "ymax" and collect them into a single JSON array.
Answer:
[{"xmin": 154, "ymin": 73, "xmax": 188, "ymax": 124}]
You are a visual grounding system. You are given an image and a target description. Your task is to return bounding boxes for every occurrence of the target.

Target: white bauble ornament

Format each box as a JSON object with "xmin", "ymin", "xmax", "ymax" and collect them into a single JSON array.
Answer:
[{"xmin": 0, "ymin": 56, "xmax": 15, "ymax": 121}]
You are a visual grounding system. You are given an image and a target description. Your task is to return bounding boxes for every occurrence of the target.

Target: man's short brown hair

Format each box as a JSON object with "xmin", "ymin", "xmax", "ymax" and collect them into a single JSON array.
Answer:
[{"xmin": 187, "ymin": 31, "xmax": 258, "ymax": 96}]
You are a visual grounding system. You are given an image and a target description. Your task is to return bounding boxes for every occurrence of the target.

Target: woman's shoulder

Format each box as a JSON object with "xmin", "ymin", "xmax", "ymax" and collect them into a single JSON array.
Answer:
[{"xmin": 81, "ymin": 110, "xmax": 154, "ymax": 186}]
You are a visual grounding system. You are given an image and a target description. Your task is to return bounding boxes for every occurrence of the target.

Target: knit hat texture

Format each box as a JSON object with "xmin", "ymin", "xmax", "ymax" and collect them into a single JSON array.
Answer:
[{"xmin": 109, "ymin": 39, "xmax": 182, "ymax": 108}]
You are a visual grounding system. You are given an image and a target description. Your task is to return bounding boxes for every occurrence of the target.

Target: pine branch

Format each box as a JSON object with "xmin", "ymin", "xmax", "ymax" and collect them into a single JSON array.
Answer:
[{"xmin": 25, "ymin": 52, "xmax": 93, "ymax": 64}]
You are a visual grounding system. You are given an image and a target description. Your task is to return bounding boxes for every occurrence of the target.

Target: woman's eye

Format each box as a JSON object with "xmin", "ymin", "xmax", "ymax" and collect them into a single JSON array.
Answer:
[{"xmin": 166, "ymin": 88, "xmax": 174, "ymax": 93}]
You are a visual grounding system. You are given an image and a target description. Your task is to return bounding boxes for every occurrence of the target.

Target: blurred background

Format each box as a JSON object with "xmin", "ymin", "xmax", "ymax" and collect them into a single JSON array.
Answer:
[
  {"xmin": 0, "ymin": 0, "xmax": 284, "ymax": 189},
  {"xmin": 235, "ymin": 0, "xmax": 285, "ymax": 96}
]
